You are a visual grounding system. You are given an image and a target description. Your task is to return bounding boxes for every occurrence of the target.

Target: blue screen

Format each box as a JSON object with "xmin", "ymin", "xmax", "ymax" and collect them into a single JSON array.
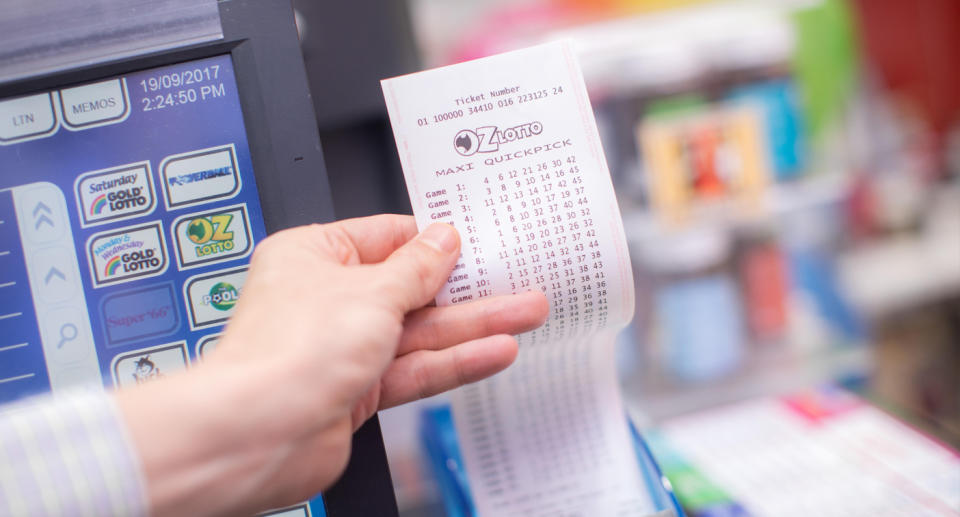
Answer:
[{"xmin": 0, "ymin": 54, "xmax": 324, "ymax": 517}]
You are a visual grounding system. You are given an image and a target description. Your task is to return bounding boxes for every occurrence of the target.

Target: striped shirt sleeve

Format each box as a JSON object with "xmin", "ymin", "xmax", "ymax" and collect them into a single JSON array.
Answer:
[{"xmin": 0, "ymin": 389, "xmax": 148, "ymax": 517}]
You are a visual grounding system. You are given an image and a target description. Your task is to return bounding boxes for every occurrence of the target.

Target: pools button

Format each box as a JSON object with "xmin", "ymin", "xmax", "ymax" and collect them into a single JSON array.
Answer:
[{"xmin": 183, "ymin": 266, "xmax": 247, "ymax": 330}]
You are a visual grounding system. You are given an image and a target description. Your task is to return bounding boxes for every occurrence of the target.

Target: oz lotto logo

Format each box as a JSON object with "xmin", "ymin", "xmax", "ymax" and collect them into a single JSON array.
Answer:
[
  {"xmin": 172, "ymin": 204, "xmax": 252, "ymax": 270},
  {"xmin": 87, "ymin": 222, "xmax": 168, "ymax": 287},
  {"xmin": 453, "ymin": 121, "xmax": 543, "ymax": 156},
  {"xmin": 75, "ymin": 162, "xmax": 156, "ymax": 227},
  {"xmin": 203, "ymin": 282, "xmax": 239, "ymax": 311}
]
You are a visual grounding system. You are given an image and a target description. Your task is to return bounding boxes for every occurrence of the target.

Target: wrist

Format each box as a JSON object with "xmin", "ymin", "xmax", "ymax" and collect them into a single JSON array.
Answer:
[{"xmin": 115, "ymin": 359, "xmax": 279, "ymax": 516}]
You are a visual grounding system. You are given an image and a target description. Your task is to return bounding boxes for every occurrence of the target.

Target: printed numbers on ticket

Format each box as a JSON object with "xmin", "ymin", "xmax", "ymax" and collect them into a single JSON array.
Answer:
[{"xmin": 382, "ymin": 41, "xmax": 634, "ymax": 341}]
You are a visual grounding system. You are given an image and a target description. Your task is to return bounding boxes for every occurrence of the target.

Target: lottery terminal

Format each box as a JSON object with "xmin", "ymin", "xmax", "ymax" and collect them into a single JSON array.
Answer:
[{"xmin": 1, "ymin": 1, "xmax": 958, "ymax": 517}]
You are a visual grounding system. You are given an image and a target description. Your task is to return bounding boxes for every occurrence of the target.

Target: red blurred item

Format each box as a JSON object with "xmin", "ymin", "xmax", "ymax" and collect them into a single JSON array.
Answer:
[
  {"xmin": 690, "ymin": 126, "xmax": 727, "ymax": 197},
  {"xmin": 742, "ymin": 242, "xmax": 788, "ymax": 342},
  {"xmin": 853, "ymin": 0, "xmax": 960, "ymax": 172}
]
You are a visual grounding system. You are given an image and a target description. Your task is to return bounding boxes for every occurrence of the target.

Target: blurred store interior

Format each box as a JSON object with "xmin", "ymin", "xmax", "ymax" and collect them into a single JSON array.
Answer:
[{"xmin": 292, "ymin": 0, "xmax": 959, "ymax": 515}]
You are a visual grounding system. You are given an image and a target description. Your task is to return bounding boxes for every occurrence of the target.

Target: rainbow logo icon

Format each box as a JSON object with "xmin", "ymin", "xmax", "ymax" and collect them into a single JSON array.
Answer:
[
  {"xmin": 90, "ymin": 194, "xmax": 108, "ymax": 215},
  {"xmin": 104, "ymin": 256, "xmax": 122, "ymax": 276}
]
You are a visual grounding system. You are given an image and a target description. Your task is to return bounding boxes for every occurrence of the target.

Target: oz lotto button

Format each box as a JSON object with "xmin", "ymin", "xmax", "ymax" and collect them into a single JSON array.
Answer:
[
  {"xmin": 86, "ymin": 222, "xmax": 168, "ymax": 287},
  {"xmin": 74, "ymin": 161, "xmax": 156, "ymax": 227},
  {"xmin": 183, "ymin": 267, "xmax": 247, "ymax": 330},
  {"xmin": 171, "ymin": 204, "xmax": 252, "ymax": 270}
]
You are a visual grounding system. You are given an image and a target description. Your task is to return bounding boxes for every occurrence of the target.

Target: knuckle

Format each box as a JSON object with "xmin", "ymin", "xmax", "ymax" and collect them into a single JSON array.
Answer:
[
  {"xmin": 406, "ymin": 246, "xmax": 437, "ymax": 285},
  {"xmin": 411, "ymin": 362, "xmax": 433, "ymax": 401},
  {"xmin": 420, "ymin": 316, "xmax": 444, "ymax": 350},
  {"xmin": 318, "ymin": 225, "xmax": 358, "ymax": 264},
  {"xmin": 452, "ymin": 347, "xmax": 469, "ymax": 387}
]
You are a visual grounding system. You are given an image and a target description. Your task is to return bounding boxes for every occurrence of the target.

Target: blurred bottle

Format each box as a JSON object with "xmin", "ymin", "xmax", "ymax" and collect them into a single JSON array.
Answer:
[
  {"xmin": 782, "ymin": 203, "xmax": 866, "ymax": 346},
  {"xmin": 637, "ymin": 226, "xmax": 745, "ymax": 382},
  {"xmin": 739, "ymin": 236, "xmax": 790, "ymax": 344}
]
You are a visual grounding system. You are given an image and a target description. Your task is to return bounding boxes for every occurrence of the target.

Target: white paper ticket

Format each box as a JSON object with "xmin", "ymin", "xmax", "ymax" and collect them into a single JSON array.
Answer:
[{"xmin": 382, "ymin": 41, "xmax": 655, "ymax": 517}]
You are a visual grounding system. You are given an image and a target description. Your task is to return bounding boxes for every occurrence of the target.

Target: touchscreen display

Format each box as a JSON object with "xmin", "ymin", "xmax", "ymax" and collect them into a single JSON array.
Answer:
[
  {"xmin": 1, "ymin": 54, "xmax": 325, "ymax": 517},
  {"xmin": 0, "ymin": 55, "xmax": 268, "ymax": 401}
]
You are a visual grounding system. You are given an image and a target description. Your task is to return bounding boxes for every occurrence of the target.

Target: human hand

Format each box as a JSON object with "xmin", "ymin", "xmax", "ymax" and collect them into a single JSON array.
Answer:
[{"xmin": 116, "ymin": 215, "xmax": 549, "ymax": 516}]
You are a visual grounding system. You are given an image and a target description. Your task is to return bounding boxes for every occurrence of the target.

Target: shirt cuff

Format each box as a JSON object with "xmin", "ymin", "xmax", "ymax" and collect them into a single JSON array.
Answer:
[{"xmin": 0, "ymin": 389, "xmax": 149, "ymax": 516}]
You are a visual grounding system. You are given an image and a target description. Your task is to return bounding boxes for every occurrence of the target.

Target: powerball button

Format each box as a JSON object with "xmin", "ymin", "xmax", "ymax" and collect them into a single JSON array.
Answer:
[
  {"xmin": 0, "ymin": 92, "xmax": 58, "ymax": 144},
  {"xmin": 183, "ymin": 267, "xmax": 246, "ymax": 330},
  {"xmin": 160, "ymin": 144, "xmax": 241, "ymax": 210},
  {"xmin": 59, "ymin": 79, "xmax": 130, "ymax": 130},
  {"xmin": 111, "ymin": 342, "xmax": 188, "ymax": 388}
]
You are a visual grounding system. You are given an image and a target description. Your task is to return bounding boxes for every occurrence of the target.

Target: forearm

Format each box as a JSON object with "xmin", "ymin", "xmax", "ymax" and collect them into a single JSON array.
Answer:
[{"xmin": 116, "ymin": 361, "xmax": 267, "ymax": 516}]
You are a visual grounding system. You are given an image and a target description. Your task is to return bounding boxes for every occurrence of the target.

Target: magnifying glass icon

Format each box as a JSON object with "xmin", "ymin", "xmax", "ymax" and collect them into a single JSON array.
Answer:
[{"xmin": 57, "ymin": 323, "xmax": 78, "ymax": 349}]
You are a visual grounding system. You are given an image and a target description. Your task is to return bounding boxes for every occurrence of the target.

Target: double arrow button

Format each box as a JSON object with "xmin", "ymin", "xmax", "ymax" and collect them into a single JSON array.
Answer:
[
  {"xmin": 19, "ymin": 184, "xmax": 65, "ymax": 244},
  {"xmin": 34, "ymin": 202, "xmax": 54, "ymax": 230}
]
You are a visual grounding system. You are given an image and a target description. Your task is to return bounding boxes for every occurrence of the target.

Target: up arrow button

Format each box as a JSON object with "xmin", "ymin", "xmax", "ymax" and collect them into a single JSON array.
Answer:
[
  {"xmin": 60, "ymin": 78, "xmax": 130, "ymax": 130},
  {"xmin": 45, "ymin": 267, "xmax": 66, "ymax": 284}
]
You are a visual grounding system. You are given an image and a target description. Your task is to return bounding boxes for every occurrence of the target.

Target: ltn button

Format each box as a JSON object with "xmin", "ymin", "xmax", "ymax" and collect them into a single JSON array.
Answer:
[
  {"xmin": 0, "ymin": 92, "xmax": 58, "ymax": 144},
  {"xmin": 60, "ymin": 79, "xmax": 130, "ymax": 130}
]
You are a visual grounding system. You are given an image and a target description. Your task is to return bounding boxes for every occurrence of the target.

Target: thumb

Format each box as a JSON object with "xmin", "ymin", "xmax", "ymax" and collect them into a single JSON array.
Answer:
[{"xmin": 376, "ymin": 223, "xmax": 460, "ymax": 313}]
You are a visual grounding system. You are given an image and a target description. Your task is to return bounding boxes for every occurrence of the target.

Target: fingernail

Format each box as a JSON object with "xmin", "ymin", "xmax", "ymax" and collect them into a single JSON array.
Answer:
[{"xmin": 418, "ymin": 223, "xmax": 459, "ymax": 253}]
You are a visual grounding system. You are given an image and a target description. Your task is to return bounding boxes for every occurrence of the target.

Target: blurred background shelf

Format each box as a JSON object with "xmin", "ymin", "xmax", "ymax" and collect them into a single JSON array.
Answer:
[
  {"xmin": 839, "ymin": 185, "xmax": 960, "ymax": 319},
  {"xmin": 623, "ymin": 344, "xmax": 871, "ymax": 425},
  {"xmin": 289, "ymin": 0, "xmax": 960, "ymax": 515}
]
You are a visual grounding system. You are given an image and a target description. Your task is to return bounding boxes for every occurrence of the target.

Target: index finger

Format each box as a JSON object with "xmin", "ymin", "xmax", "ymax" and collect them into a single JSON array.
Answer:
[{"xmin": 321, "ymin": 214, "xmax": 419, "ymax": 264}]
